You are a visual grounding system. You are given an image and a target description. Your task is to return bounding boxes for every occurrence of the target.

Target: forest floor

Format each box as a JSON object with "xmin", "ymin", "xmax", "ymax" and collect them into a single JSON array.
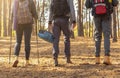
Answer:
[{"xmin": 0, "ymin": 36, "xmax": 120, "ymax": 78}]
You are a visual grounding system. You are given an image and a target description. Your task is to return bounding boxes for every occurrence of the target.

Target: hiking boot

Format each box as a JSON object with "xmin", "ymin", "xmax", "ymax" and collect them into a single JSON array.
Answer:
[
  {"xmin": 54, "ymin": 58, "xmax": 58, "ymax": 66},
  {"xmin": 103, "ymin": 56, "xmax": 111, "ymax": 65},
  {"xmin": 25, "ymin": 60, "xmax": 30, "ymax": 66},
  {"xmin": 12, "ymin": 60, "xmax": 19, "ymax": 67},
  {"xmin": 95, "ymin": 57, "xmax": 100, "ymax": 64},
  {"xmin": 66, "ymin": 57, "xmax": 72, "ymax": 63}
]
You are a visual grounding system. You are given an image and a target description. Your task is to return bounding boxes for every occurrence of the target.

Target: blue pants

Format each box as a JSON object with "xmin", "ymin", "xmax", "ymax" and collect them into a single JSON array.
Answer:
[
  {"xmin": 94, "ymin": 15, "xmax": 112, "ymax": 57},
  {"xmin": 14, "ymin": 23, "xmax": 32, "ymax": 60},
  {"xmin": 52, "ymin": 17, "xmax": 71, "ymax": 58}
]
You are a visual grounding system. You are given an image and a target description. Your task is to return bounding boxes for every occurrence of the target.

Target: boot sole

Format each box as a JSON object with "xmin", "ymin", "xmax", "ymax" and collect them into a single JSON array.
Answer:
[
  {"xmin": 12, "ymin": 60, "xmax": 19, "ymax": 67},
  {"xmin": 95, "ymin": 63, "xmax": 100, "ymax": 64},
  {"xmin": 103, "ymin": 62, "xmax": 111, "ymax": 65}
]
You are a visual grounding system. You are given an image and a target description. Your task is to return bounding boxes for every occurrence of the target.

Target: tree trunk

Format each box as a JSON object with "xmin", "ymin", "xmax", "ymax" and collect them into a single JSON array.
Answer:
[
  {"xmin": 0, "ymin": 0, "xmax": 2, "ymax": 37},
  {"xmin": 3, "ymin": 0, "xmax": 7, "ymax": 36},
  {"xmin": 8, "ymin": 0, "xmax": 12, "ymax": 36},
  {"xmin": 77, "ymin": 0, "xmax": 84, "ymax": 36},
  {"xmin": 116, "ymin": 7, "xmax": 119, "ymax": 37},
  {"xmin": 112, "ymin": 7, "xmax": 117, "ymax": 42}
]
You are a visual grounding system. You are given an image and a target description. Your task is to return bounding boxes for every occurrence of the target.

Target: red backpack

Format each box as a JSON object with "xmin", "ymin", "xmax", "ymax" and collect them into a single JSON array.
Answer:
[{"xmin": 94, "ymin": 0, "xmax": 107, "ymax": 15}]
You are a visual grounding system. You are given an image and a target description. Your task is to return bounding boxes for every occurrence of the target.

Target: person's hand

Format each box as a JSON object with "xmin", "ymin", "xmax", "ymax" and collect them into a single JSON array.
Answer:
[
  {"xmin": 72, "ymin": 23, "xmax": 76, "ymax": 28},
  {"xmin": 70, "ymin": 23, "xmax": 76, "ymax": 31},
  {"xmin": 48, "ymin": 23, "xmax": 53, "ymax": 33}
]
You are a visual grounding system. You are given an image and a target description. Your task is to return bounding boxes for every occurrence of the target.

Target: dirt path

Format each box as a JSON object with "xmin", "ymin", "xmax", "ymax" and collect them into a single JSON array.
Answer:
[{"xmin": 0, "ymin": 37, "xmax": 120, "ymax": 78}]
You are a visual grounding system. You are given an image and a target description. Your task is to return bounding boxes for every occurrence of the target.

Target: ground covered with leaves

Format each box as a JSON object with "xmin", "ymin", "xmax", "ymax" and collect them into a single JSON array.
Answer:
[{"xmin": 0, "ymin": 37, "xmax": 120, "ymax": 78}]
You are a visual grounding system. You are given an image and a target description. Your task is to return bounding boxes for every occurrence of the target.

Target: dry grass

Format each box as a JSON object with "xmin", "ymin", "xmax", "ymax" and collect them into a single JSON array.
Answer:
[{"xmin": 0, "ymin": 37, "xmax": 120, "ymax": 78}]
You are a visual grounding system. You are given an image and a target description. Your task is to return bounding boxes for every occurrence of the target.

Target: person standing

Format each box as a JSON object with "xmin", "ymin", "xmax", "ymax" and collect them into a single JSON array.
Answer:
[
  {"xmin": 85, "ymin": 0, "xmax": 118, "ymax": 65},
  {"xmin": 48, "ymin": 0, "xmax": 76, "ymax": 66},
  {"xmin": 12, "ymin": 0, "xmax": 38, "ymax": 67}
]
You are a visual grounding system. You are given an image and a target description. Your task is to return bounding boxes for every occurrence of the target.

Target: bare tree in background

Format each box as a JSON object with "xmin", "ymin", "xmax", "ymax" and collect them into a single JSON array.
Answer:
[
  {"xmin": 8, "ymin": 0, "xmax": 12, "ymax": 36},
  {"xmin": 0, "ymin": 0, "xmax": 2, "ymax": 36},
  {"xmin": 112, "ymin": 7, "xmax": 117, "ymax": 42},
  {"xmin": 78, "ymin": 0, "xmax": 84, "ymax": 36},
  {"xmin": 3, "ymin": 0, "xmax": 7, "ymax": 36}
]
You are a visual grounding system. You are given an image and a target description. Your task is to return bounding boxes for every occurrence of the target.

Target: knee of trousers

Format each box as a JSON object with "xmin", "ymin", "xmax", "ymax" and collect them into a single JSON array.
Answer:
[
  {"xmin": 15, "ymin": 43, "xmax": 21, "ymax": 46},
  {"xmin": 103, "ymin": 31, "xmax": 111, "ymax": 37}
]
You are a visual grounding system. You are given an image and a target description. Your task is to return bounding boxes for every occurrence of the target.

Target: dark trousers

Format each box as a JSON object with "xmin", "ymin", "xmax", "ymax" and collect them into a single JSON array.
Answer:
[
  {"xmin": 53, "ymin": 17, "xmax": 71, "ymax": 58},
  {"xmin": 94, "ymin": 15, "xmax": 111, "ymax": 57},
  {"xmin": 14, "ymin": 23, "xmax": 32, "ymax": 60}
]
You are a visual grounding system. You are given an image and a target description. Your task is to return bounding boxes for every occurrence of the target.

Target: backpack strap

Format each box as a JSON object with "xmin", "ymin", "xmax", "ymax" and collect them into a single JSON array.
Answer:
[{"xmin": 94, "ymin": 0, "xmax": 105, "ymax": 3}]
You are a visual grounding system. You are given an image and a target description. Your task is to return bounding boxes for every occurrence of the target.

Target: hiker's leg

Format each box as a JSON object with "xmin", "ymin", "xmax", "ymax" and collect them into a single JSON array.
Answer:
[
  {"xmin": 52, "ymin": 18, "xmax": 62, "ymax": 66},
  {"xmin": 61, "ymin": 18, "xmax": 71, "ymax": 58},
  {"xmin": 53, "ymin": 18, "xmax": 61, "ymax": 59},
  {"xmin": 13, "ymin": 24, "xmax": 23, "ymax": 67},
  {"xmin": 14, "ymin": 24, "xmax": 23, "ymax": 57},
  {"xmin": 102, "ymin": 16, "xmax": 112, "ymax": 65},
  {"xmin": 93, "ymin": 16, "xmax": 102, "ymax": 57},
  {"xmin": 102, "ymin": 16, "xmax": 111, "ymax": 56},
  {"xmin": 61, "ymin": 18, "xmax": 72, "ymax": 63},
  {"xmin": 24, "ymin": 24, "xmax": 32, "ymax": 60}
]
